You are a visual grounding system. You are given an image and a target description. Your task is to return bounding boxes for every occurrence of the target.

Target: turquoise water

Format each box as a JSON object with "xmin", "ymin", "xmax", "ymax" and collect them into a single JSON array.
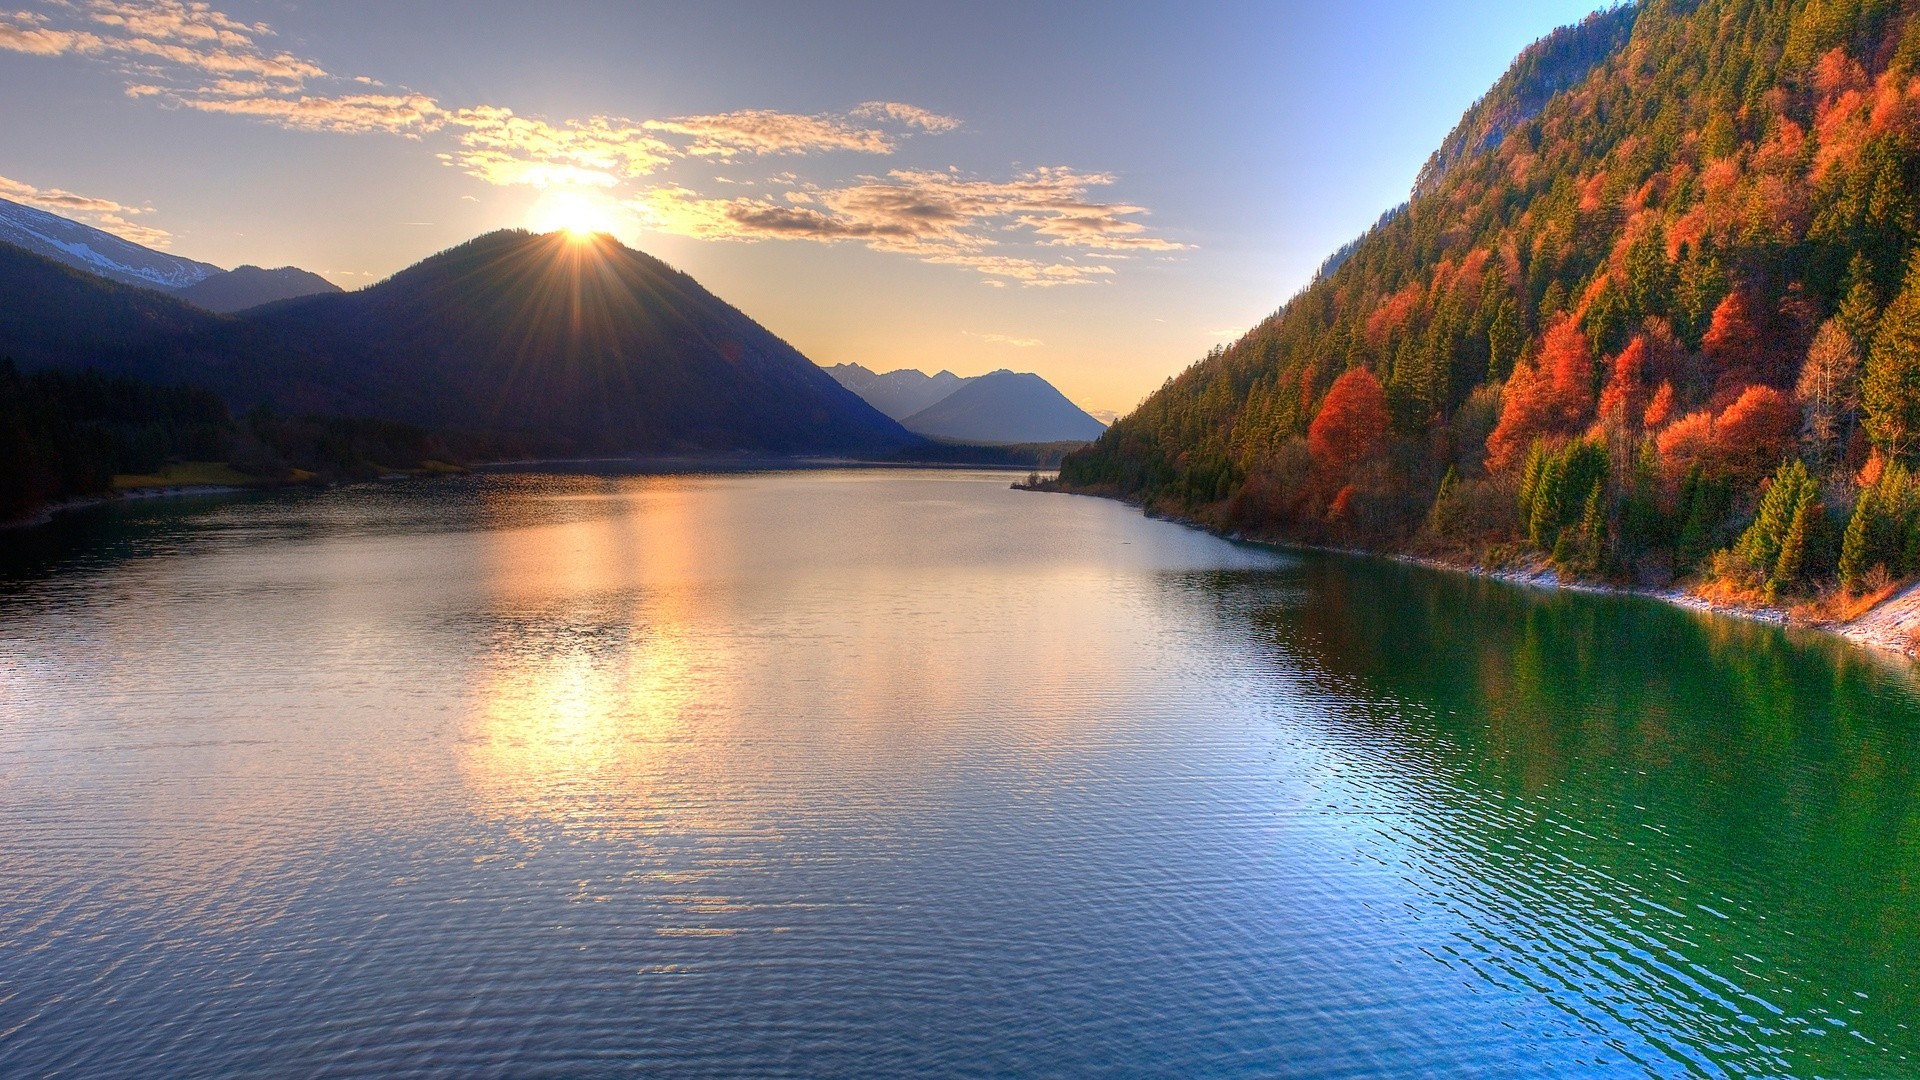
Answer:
[{"xmin": 2, "ymin": 469, "xmax": 1918, "ymax": 1076}]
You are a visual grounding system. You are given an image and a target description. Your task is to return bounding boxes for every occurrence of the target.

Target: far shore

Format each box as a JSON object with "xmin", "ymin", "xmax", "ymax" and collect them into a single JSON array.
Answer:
[{"xmin": 2, "ymin": 457, "xmax": 1056, "ymax": 531}]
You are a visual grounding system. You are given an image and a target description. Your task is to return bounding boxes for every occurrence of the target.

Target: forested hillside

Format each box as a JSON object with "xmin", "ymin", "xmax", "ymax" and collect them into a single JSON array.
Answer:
[
  {"xmin": 1062, "ymin": 0, "xmax": 1920, "ymax": 607},
  {"xmin": 0, "ymin": 360, "xmax": 461, "ymax": 523}
]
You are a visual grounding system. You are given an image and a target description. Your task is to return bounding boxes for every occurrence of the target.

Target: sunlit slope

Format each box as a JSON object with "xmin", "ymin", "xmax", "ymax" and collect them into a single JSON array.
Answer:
[{"xmin": 1062, "ymin": 0, "xmax": 1920, "ymax": 552}]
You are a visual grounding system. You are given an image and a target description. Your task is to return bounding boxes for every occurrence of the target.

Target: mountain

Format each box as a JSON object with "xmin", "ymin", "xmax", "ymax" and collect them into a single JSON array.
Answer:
[
  {"xmin": 1412, "ymin": 6, "xmax": 1640, "ymax": 197},
  {"xmin": 0, "ymin": 196, "xmax": 220, "ymax": 290},
  {"xmin": 247, "ymin": 230, "xmax": 914, "ymax": 453},
  {"xmin": 0, "ymin": 229, "xmax": 917, "ymax": 456},
  {"xmin": 176, "ymin": 265, "xmax": 342, "ymax": 313},
  {"xmin": 0, "ymin": 196, "xmax": 340, "ymax": 311},
  {"xmin": 825, "ymin": 363, "xmax": 968, "ymax": 420},
  {"xmin": 1060, "ymin": 0, "xmax": 1920, "ymax": 603},
  {"xmin": 900, "ymin": 369, "xmax": 1107, "ymax": 444}
]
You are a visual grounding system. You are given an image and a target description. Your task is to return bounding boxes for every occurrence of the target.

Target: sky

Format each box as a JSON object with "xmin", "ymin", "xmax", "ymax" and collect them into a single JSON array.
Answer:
[{"xmin": 0, "ymin": 1, "xmax": 1608, "ymax": 418}]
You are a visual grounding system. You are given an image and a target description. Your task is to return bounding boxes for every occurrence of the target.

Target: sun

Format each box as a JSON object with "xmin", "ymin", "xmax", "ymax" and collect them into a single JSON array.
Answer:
[{"xmin": 526, "ymin": 189, "xmax": 622, "ymax": 240}]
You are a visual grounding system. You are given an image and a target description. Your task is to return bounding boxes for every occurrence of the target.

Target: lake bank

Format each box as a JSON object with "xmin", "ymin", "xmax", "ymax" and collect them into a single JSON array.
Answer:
[{"xmin": 1033, "ymin": 483, "xmax": 1920, "ymax": 661}]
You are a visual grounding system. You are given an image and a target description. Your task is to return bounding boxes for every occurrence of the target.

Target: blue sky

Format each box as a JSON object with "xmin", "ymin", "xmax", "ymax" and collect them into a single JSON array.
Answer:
[{"xmin": 0, "ymin": 1, "xmax": 1608, "ymax": 415}]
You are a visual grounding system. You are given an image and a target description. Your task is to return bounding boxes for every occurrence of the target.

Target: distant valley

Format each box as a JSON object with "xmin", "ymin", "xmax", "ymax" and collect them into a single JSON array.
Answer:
[{"xmin": 827, "ymin": 363, "xmax": 1106, "ymax": 444}]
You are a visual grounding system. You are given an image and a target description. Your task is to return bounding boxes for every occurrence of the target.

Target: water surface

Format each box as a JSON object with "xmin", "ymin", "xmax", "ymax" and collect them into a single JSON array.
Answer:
[{"xmin": 3, "ymin": 469, "xmax": 1919, "ymax": 1076}]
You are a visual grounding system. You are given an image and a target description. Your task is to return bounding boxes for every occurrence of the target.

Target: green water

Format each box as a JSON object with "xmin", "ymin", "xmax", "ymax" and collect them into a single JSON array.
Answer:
[{"xmin": 1, "ymin": 470, "xmax": 1917, "ymax": 1076}]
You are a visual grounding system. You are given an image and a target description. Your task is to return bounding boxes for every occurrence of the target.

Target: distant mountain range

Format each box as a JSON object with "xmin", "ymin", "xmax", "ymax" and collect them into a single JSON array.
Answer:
[
  {"xmin": 0, "ymin": 225, "xmax": 916, "ymax": 456},
  {"xmin": 825, "ymin": 364, "xmax": 969, "ymax": 421},
  {"xmin": 827, "ymin": 363, "xmax": 1105, "ymax": 444},
  {"xmin": 0, "ymin": 197, "xmax": 340, "ymax": 312}
]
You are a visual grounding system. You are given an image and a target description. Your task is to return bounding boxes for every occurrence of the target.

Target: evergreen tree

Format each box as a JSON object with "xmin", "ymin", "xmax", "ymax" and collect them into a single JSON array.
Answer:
[{"xmin": 1864, "ymin": 253, "xmax": 1920, "ymax": 461}]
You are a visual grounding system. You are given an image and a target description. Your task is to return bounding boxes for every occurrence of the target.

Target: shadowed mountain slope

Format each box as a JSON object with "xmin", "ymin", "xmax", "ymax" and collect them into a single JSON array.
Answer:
[
  {"xmin": 0, "ymin": 230, "xmax": 918, "ymax": 456},
  {"xmin": 178, "ymin": 265, "xmax": 342, "ymax": 313}
]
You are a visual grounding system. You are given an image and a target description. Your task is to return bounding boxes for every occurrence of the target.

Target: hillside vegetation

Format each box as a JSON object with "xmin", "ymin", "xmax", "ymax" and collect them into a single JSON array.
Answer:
[
  {"xmin": 1062, "ymin": 0, "xmax": 1920, "ymax": 611},
  {"xmin": 0, "ymin": 360, "xmax": 462, "ymax": 522}
]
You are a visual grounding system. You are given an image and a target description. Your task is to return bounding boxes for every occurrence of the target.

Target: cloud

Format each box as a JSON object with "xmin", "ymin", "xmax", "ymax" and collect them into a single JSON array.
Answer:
[
  {"xmin": 922, "ymin": 253, "xmax": 1115, "ymax": 287},
  {"xmin": 965, "ymin": 332, "xmax": 1043, "ymax": 347},
  {"xmin": 0, "ymin": 1, "xmax": 323, "ymax": 81},
  {"xmin": 0, "ymin": 15, "xmax": 104, "ymax": 55},
  {"xmin": 161, "ymin": 90, "xmax": 445, "ymax": 134},
  {"xmin": 0, "ymin": 173, "xmax": 172, "ymax": 246},
  {"xmin": 626, "ymin": 167, "xmax": 1178, "ymax": 284},
  {"xmin": 852, "ymin": 101, "xmax": 962, "ymax": 133},
  {"xmin": 0, "ymin": 0, "xmax": 1179, "ymax": 286},
  {"xmin": 441, "ymin": 107, "xmax": 677, "ymax": 184},
  {"xmin": 642, "ymin": 109, "xmax": 895, "ymax": 156}
]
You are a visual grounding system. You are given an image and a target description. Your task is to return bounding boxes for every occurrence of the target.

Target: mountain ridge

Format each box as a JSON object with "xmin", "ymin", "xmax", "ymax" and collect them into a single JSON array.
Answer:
[
  {"xmin": 0, "ymin": 228, "xmax": 918, "ymax": 456},
  {"xmin": 899, "ymin": 369, "xmax": 1107, "ymax": 444},
  {"xmin": 827, "ymin": 362, "xmax": 1105, "ymax": 443},
  {"xmin": 0, "ymin": 196, "xmax": 341, "ymax": 310}
]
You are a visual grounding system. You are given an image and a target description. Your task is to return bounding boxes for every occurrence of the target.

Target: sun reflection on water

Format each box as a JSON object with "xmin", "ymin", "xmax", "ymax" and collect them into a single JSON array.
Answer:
[{"xmin": 458, "ymin": 479, "xmax": 730, "ymax": 836}]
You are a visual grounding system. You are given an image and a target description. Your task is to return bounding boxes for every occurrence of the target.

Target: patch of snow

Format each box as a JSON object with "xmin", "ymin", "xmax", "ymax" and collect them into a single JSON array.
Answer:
[{"xmin": 0, "ymin": 197, "xmax": 221, "ymax": 290}]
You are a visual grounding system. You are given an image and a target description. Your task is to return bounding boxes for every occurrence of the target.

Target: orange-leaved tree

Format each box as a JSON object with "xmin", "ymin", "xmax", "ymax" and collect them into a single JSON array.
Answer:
[
  {"xmin": 1308, "ymin": 367, "xmax": 1390, "ymax": 474},
  {"xmin": 1485, "ymin": 320, "xmax": 1595, "ymax": 472}
]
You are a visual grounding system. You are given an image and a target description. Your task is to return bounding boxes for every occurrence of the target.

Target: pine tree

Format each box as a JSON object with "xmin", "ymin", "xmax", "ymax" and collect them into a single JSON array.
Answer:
[
  {"xmin": 1770, "ymin": 498, "xmax": 1812, "ymax": 601},
  {"xmin": 1840, "ymin": 481, "xmax": 1883, "ymax": 592},
  {"xmin": 1865, "ymin": 253, "xmax": 1920, "ymax": 461}
]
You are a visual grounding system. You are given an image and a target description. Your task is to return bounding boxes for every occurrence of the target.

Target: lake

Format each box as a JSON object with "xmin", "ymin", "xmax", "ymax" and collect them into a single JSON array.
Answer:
[{"xmin": 3, "ymin": 468, "xmax": 1919, "ymax": 1077}]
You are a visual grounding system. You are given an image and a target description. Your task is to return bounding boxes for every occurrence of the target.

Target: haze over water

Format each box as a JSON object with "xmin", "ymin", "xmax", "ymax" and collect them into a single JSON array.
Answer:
[{"xmin": 3, "ymin": 469, "xmax": 1919, "ymax": 1076}]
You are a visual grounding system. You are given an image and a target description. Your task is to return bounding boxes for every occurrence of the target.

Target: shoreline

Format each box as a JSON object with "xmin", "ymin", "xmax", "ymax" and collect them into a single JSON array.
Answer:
[
  {"xmin": 2, "ymin": 458, "xmax": 1049, "ymax": 531},
  {"xmin": 1387, "ymin": 550, "xmax": 1920, "ymax": 659},
  {"xmin": 2, "ymin": 484, "xmax": 255, "ymax": 531},
  {"xmin": 1045, "ymin": 484, "xmax": 1920, "ymax": 661}
]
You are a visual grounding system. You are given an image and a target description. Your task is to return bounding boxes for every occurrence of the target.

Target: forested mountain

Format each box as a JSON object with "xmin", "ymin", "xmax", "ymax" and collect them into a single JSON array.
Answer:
[
  {"xmin": 899, "ymin": 370, "xmax": 1108, "ymax": 444},
  {"xmin": 1062, "ymin": 0, "xmax": 1920, "ymax": 606},
  {"xmin": 0, "ymin": 359, "xmax": 459, "ymax": 523},
  {"xmin": 177, "ymin": 265, "xmax": 342, "ymax": 313},
  {"xmin": 247, "ymin": 231, "xmax": 913, "ymax": 454},
  {"xmin": 0, "ymin": 230, "xmax": 917, "ymax": 457}
]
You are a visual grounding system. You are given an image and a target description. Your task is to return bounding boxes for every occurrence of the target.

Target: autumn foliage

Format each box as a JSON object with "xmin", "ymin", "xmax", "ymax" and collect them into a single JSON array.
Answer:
[
  {"xmin": 1701, "ymin": 291, "xmax": 1772, "ymax": 401},
  {"xmin": 1653, "ymin": 385, "xmax": 1798, "ymax": 485},
  {"xmin": 1308, "ymin": 367, "xmax": 1389, "ymax": 473},
  {"xmin": 1485, "ymin": 320, "xmax": 1595, "ymax": 472},
  {"xmin": 1060, "ymin": 1, "xmax": 1920, "ymax": 599}
]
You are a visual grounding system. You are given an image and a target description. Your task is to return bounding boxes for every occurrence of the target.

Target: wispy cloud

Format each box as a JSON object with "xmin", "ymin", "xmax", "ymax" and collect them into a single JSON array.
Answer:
[
  {"xmin": 0, "ymin": 173, "xmax": 172, "ymax": 246},
  {"xmin": 2, "ymin": 1, "xmax": 323, "ymax": 81},
  {"xmin": 629, "ymin": 168, "xmax": 1176, "ymax": 284},
  {"xmin": 851, "ymin": 101, "xmax": 963, "ymax": 133},
  {"xmin": 0, "ymin": 1, "xmax": 1182, "ymax": 285},
  {"xmin": 643, "ymin": 109, "xmax": 893, "ymax": 156},
  {"xmin": 965, "ymin": 331, "xmax": 1043, "ymax": 347}
]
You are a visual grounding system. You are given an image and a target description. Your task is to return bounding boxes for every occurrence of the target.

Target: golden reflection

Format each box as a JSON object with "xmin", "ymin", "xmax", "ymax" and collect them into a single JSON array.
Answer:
[
  {"xmin": 460, "ymin": 478, "xmax": 727, "ymax": 833},
  {"xmin": 458, "ymin": 471, "xmax": 1150, "ymax": 840}
]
